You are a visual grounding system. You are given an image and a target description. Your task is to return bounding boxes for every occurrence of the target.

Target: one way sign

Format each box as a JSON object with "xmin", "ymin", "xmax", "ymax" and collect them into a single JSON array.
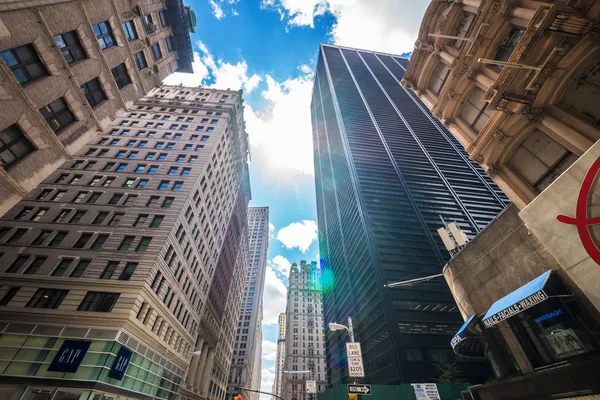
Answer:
[{"xmin": 348, "ymin": 384, "xmax": 371, "ymax": 396}]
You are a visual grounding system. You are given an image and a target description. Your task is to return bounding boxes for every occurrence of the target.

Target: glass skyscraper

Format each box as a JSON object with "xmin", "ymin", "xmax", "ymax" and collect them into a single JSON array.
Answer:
[{"xmin": 311, "ymin": 44, "xmax": 509, "ymax": 386}]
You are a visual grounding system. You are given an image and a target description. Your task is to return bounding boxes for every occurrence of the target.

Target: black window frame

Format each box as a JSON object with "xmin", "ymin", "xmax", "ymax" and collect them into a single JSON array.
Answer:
[
  {"xmin": 26, "ymin": 288, "xmax": 69, "ymax": 309},
  {"xmin": 165, "ymin": 36, "xmax": 175, "ymax": 52},
  {"xmin": 92, "ymin": 21, "xmax": 116, "ymax": 50},
  {"xmin": 0, "ymin": 44, "xmax": 48, "ymax": 86},
  {"xmin": 111, "ymin": 63, "xmax": 132, "ymax": 90},
  {"xmin": 0, "ymin": 124, "xmax": 36, "ymax": 170},
  {"xmin": 39, "ymin": 97, "xmax": 76, "ymax": 133},
  {"xmin": 54, "ymin": 31, "xmax": 87, "ymax": 65},
  {"xmin": 151, "ymin": 43, "xmax": 162, "ymax": 61},
  {"xmin": 134, "ymin": 51, "xmax": 148, "ymax": 71},
  {"xmin": 81, "ymin": 77, "xmax": 107, "ymax": 108},
  {"xmin": 77, "ymin": 291, "xmax": 120, "ymax": 312}
]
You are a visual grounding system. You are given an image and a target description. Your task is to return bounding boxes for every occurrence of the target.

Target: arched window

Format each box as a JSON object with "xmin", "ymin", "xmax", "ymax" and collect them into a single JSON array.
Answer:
[
  {"xmin": 461, "ymin": 87, "xmax": 493, "ymax": 132},
  {"xmin": 491, "ymin": 27, "xmax": 525, "ymax": 71},
  {"xmin": 449, "ymin": 12, "xmax": 476, "ymax": 50},
  {"xmin": 509, "ymin": 129, "xmax": 577, "ymax": 192},
  {"xmin": 562, "ymin": 61, "xmax": 600, "ymax": 125},
  {"xmin": 430, "ymin": 63, "xmax": 451, "ymax": 95}
]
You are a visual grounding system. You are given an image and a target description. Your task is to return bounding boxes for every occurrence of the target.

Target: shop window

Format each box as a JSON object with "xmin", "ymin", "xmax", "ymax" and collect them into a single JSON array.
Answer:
[
  {"xmin": 39, "ymin": 98, "xmax": 75, "ymax": 133},
  {"xmin": 509, "ymin": 129, "xmax": 577, "ymax": 192},
  {"xmin": 460, "ymin": 87, "xmax": 493, "ymax": 132},
  {"xmin": 54, "ymin": 31, "xmax": 86, "ymax": 64},
  {"xmin": 0, "ymin": 124, "xmax": 35, "ymax": 169},
  {"xmin": 0, "ymin": 44, "xmax": 48, "ymax": 86},
  {"xmin": 429, "ymin": 63, "xmax": 451, "ymax": 96},
  {"xmin": 490, "ymin": 27, "xmax": 525, "ymax": 70},
  {"xmin": 561, "ymin": 61, "xmax": 600, "ymax": 126}
]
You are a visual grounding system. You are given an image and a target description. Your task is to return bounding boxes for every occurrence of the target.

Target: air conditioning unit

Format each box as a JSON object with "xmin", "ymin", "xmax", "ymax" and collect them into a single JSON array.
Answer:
[{"xmin": 146, "ymin": 23, "xmax": 157, "ymax": 34}]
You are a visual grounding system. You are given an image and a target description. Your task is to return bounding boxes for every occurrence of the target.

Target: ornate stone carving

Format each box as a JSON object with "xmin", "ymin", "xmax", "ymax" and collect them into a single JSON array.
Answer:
[
  {"xmin": 490, "ymin": 1, "xmax": 501, "ymax": 13},
  {"xmin": 467, "ymin": 69, "xmax": 477, "ymax": 80},
  {"xmin": 457, "ymin": 64, "xmax": 468, "ymax": 76},
  {"xmin": 447, "ymin": 90, "xmax": 456, "ymax": 99},
  {"xmin": 486, "ymin": 165, "xmax": 498, "ymax": 177},
  {"xmin": 523, "ymin": 107, "xmax": 546, "ymax": 121},
  {"xmin": 493, "ymin": 130, "xmax": 505, "ymax": 143},
  {"xmin": 401, "ymin": 78, "xmax": 414, "ymax": 89},
  {"xmin": 475, "ymin": 155, "xmax": 484, "ymax": 164},
  {"xmin": 501, "ymin": 4, "xmax": 514, "ymax": 16},
  {"xmin": 441, "ymin": 117, "xmax": 453, "ymax": 126},
  {"xmin": 414, "ymin": 40, "xmax": 434, "ymax": 52},
  {"xmin": 434, "ymin": 112, "xmax": 442, "ymax": 120}
]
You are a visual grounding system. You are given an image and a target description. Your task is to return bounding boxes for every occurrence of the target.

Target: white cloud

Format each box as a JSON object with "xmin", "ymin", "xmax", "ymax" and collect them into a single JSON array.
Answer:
[
  {"xmin": 209, "ymin": 0, "xmax": 225, "ymax": 19},
  {"xmin": 268, "ymin": 255, "xmax": 292, "ymax": 276},
  {"xmin": 276, "ymin": 220, "xmax": 318, "ymax": 253},
  {"xmin": 263, "ymin": 266, "xmax": 287, "ymax": 325},
  {"xmin": 244, "ymin": 70, "xmax": 315, "ymax": 175},
  {"xmin": 260, "ymin": 366, "xmax": 276, "ymax": 400},
  {"xmin": 262, "ymin": 340, "xmax": 278, "ymax": 361},
  {"xmin": 262, "ymin": 0, "xmax": 428, "ymax": 53},
  {"xmin": 162, "ymin": 52, "xmax": 209, "ymax": 87}
]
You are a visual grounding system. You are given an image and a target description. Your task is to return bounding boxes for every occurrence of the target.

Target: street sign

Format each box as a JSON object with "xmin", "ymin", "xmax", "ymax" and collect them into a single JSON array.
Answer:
[
  {"xmin": 411, "ymin": 383, "xmax": 441, "ymax": 400},
  {"xmin": 345, "ymin": 342, "xmax": 362, "ymax": 357},
  {"xmin": 306, "ymin": 380, "xmax": 317, "ymax": 394},
  {"xmin": 345, "ymin": 342, "xmax": 364, "ymax": 377},
  {"xmin": 348, "ymin": 384, "xmax": 371, "ymax": 395}
]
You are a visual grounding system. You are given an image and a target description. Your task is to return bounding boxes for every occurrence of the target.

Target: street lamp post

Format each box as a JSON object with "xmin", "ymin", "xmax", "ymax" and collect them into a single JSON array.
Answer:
[{"xmin": 328, "ymin": 316, "xmax": 354, "ymax": 342}]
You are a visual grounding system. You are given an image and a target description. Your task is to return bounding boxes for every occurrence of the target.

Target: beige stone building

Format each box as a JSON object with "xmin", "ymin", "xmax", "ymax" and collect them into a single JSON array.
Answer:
[
  {"xmin": 0, "ymin": 0, "xmax": 196, "ymax": 217},
  {"xmin": 404, "ymin": 0, "xmax": 600, "ymax": 398},
  {"xmin": 0, "ymin": 85, "xmax": 251, "ymax": 400},
  {"xmin": 403, "ymin": 0, "xmax": 600, "ymax": 209}
]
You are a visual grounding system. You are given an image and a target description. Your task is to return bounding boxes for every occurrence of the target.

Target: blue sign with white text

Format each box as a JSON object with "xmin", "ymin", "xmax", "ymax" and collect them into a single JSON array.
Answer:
[
  {"xmin": 48, "ymin": 340, "xmax": 91, "ymax": 373},
  {"xmin": 108, "ymin": 346, "xmax": 133, "ymax": 380}
]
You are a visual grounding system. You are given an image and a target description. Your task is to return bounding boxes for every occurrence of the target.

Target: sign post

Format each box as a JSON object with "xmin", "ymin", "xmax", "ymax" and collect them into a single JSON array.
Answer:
[
  {"xmin": 411, "ymin": 383, "xmax": 441, "ymax": 400},
  {"xmin": 348, "ymin": 384, "xmax": 371, "ymax": 395},
  {"xmin": 345, "ymin": 342, "xmax": 364, "ymax": 378}
]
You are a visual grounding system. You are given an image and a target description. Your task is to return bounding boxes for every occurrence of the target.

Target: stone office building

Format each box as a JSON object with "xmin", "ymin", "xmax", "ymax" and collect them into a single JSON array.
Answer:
[
  {"xmin": 227, "ymin": 206, "xmax": 269, "ymax": 400},
  {"xmin": 272, "ymin": 313, "xmax": 286, "ymax": 400},
  {"xmin": 282, "ymin": 261, "xmax": 327, "ymax": 400},
  {"xmin": 0, "ymin": 0, "xmax": 196, "ymax": 217},
  {"xmin": 0, "ymin": 85, "xmax": 251, "ymax": 400},
  {"xmin": 404, "ymin": 0, "xmax": 600, "ymax": 398}
]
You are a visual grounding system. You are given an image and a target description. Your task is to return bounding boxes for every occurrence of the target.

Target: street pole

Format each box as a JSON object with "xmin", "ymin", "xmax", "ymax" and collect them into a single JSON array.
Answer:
[{"xmin": 347, "ymin": 316, "xmax": 355, "ymax": 342}]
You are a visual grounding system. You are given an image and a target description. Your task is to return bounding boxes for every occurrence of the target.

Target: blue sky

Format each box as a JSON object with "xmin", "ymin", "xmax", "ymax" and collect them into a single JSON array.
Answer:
[{"xmin": 163, "ymin": 0, "xmax": 429, "ymax": 395}]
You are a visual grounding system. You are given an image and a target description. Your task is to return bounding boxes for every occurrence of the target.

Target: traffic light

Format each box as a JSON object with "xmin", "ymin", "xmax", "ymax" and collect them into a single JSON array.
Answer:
[
  {"xmin": 234, "ymin": 394, "xmax": 242, "ymax": 400},
  {"xmin": 348, "ymin": 394, "xmax": 358, "ymax": 400}
]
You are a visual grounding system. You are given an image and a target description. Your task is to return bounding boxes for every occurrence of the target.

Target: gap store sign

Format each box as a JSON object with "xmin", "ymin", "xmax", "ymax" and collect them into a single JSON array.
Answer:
[{"xmin": 48, "ymin": 340, "xmax": 91, "ymax": 373}]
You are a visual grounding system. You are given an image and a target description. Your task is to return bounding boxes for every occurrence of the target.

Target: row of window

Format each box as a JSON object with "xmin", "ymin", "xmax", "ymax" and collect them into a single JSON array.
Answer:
[
  {"xmin": 118, "ymin": 120, "xmax": 218, "ymax": 131},
  {"xmin": 109, "ymin": 128, "xmax": 213, "ymax": 139},
  {"xmin": 100, "ymin": 138, "xmax": 208, "ymax": 149},
  {"xmin": 85, "ymin": 147, "xmax": 200, "ymax": 163},
  {"xmin": 0, "ymin": 287, "xmax": 120, "ymax": 312}
]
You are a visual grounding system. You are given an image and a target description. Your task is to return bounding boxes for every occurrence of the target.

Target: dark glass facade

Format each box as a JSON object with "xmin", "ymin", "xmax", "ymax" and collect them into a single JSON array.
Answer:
[{"xmin": 311, "ymin": 44, "xmax": 510, "ymax": 386}]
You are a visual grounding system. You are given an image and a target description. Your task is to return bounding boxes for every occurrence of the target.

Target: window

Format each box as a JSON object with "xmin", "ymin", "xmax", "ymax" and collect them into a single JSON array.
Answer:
[
  {"xmin": 0, "ymin": 44, "xmax": 48, "ymax": 85},
  {"xmin": 92, "ymin": 212, "xmax": 109, "ymax": 225},
  {"xmin": 93, "ymin": 21, "xmax": 115, "ymax": 50},
  {"xmin": 151, "ymin": 43, "xmax": 162, "ymax": 61},
  {"xmin": 159, "ymin": 10, "xmax": 168, "ymax": 27},
  {"xmin": 127, "ymin": 151, "xmax": 137, "ymax": 159},
  {"xmin": 52, "ymin": 190, "xmax": 66, "ymax": 202},
  {"xmin": 48, "ymin": 231, "xmax": 67, "ymax": 247},
  {"xmin": 189, "ymin": 156, "xmax": 197, "ymax": 163},
  {"xmin": 52, "ymin": 258, "xmax": 73, "ymax": 276},
  {"xmin": 146, "ymin": 196, "xmax": 159, "ymax": 206},
  {"xmin": 176, "ymin": 155, "xmax": 185, "ymax": 162},
  {"xmin": 90, "ymin": 234, "xmax": 109, "ymax": 250},
  {"xmin": 119, "ymin": 236, "xmax": 134, "ymax": 250},
  {"xmin": 112, "ymin": 63, "xmax": 131, "ymax": 90},
  {"xmin": 70, "ymin": 259, "xmax": 90, "ymax": 277},
  {"xmin": 461, "ymin": 87, "xmax": 493, "ymax": 132},
  {"xmin": 158, "ymin": 153, "xmax": 167, "ymax": 161},
  {"xmin": 172, "ymin": 181, "xmax": 183, "ymax": 191},
  {"xmin": 181, "ymin": 167, "xmax": 191, "ymax": 176},
  {"xmin": 27, "ymin": 288, "xmax": 68, "ymax": 309},
  {"xmin": 77, "ymin": 291, "xmax": 120, "ymax": 312},
  {"xmin": 136, "ymin": 236, "xmax": 152, "ymax": 251},
  {"xmin": 134, "ymin": 51, "xmax": 148, "ymax": 70},
  {"xmin": 162, "ymin": 197, "xmax": 174, "ymax": 208},
  {"xmin": 510, "ymin": 129, "xmax": 577, "ymax": 192},
  {"xmin": 69, "ymin": 210, "xmax": 86, "ymax": 223},
  {"xmin": 31, "ymin": 209, "xmax": 47, "ymax": 222},
  {"xmin": 81, "ymin": 78, "xmax": 106, "ymax": 108},
  {"xmin": 100, "ymin": 261, "xmax": 119, "ymax": 279},
  {"xmin": 143, "ymin": 14, "xmax": 155, "ymax": 34},
  {"xmin": 7, "ymin": 229, "xmax": 27, "ymax": 244},
  {"xmin": 14, "ymin": 207, "xmax": 33, "ymax": 220},
  {"xmin": 73, "ymin": 233, "xmax": 92, "ymax": 248},
  {"xmin": 108, "ymin": 213, "xmax": 123, "ymax": 226},
  {"xmin": 133, "ymin": 214, "xmax": 148, "ymax": 227},
  {"xmin": 54, "ymin": 31, "xmax": 86, "ymax": 64},
  {"xmin": 449, "ymin": 12, "xmax": 476, "ymax": 50},
  {"xmin": 149, "ymin": 215, "xmax": 164, "ymax": 228},
  {"xmin": 166, "ymin": 36, "xmax": 175, "ymax": 52},
  {"xmin": 0, "ymin": 124, "xmax": 36, "ymax": 169},
  {"xmin": 86, "ymin": 192, "xmax": 101, "ymax": 204},
  {"xmin": 107, "ymin": 193, "xmax": 122, "ymax": 205},
  {"xmin": 562, "ymin": 61, "xmax": 600, "ymax": 125},
  {"xmin": 40, "ymin": 98, "xmax": 75, "ymax": 133},
  {"xmin": 122, "ymin": 20, "xmax": 138, "ymax": 41},
  {"xmin": 195, "ymin": 145, "xmax": 204, "ymax": 152},
  {"xmin": 148, "ymin": 165, "xmax": 158, "ymax": 174},
  {"xmin": 123, "ymin": 194, "xmax": 137, "ymax": 205},
  {"xmin": 37, "ymin": 189, "xmax": 53, "ymax": 200},
  {"xmin": 145, "ymin": 152, "xmax": 156, "ymax": 160},
  {"xmin": 137, "ymin": 179, "xmax": 148, "ymax": 188},
  {"xmin": 430, "ymin": 63, "xmax": 451, "ymax": 96},
  {"xmin": 24, "ymin": 256, "xmax": 46, "ymax": 274},
  {"xmin": 158, "ymin": 180, "xmax": 169, "ymax": 190},
  {"xmin": 0, "ymin": 287, "xmax": 21, "ymax": 306},
  {"xmin": 119, "ymin": 262, "xmax": 138, "ymax": 280}
]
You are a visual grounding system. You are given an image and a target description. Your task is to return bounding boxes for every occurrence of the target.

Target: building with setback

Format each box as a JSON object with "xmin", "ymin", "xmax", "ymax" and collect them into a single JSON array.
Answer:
[
  {"xmin": 282, "ymin": 261, "xmax": 327, "ymax": 400},
  {"xmin": 272, "ymin": 313, "xmax": 286, "ymax": 400},
  {"xmin": 227, "ymin": 206, "xmax": 269, "ymax": 400},
  {"xmin": 311, "ymin": 43, "xmax": 510, "ymax": 386},
  {"xmin": 0, "ymin": 0, "xmax": 196, "ymax": 217},
  {"xmin": 0, "ymin": 85, "xmax": 251, "ymax": 400}
]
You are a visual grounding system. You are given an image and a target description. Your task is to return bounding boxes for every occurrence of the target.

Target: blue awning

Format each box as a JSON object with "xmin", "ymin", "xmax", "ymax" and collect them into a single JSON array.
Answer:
[
  {"xmin": 482, "ymin": 271, "xmax": 552, "ymax": 328},
  {"xmin": 450, "ymin": 314, "xmax": 485, "ymax": 358}
]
